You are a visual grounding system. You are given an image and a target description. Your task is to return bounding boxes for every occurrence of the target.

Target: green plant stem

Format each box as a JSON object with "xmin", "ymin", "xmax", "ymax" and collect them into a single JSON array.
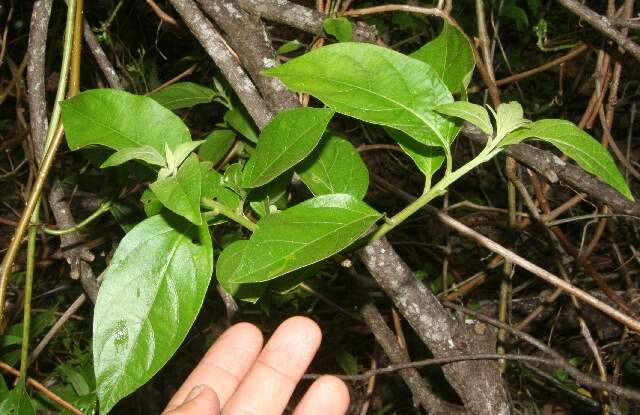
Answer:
[
  {"xmin": 68, "ymin": 0, "xmax": 84, "ymax": 97},
  {"xmin": 370, "ymin": 147, "xmax": 497, "ymax": 241},
  {"xmin": 18, "ymin": 205, "xmax": 39, "ymax": 380},
  {"xmin": 43, "ymin": 201, "xmax": 112, "ymax": 236},
  {"xmin": 0, "ymin": 0, "xmax": 77, "ymax": 330},
  {"xmin": 201, "ymin": 197, "xmax": 258, "ymax": 232}
]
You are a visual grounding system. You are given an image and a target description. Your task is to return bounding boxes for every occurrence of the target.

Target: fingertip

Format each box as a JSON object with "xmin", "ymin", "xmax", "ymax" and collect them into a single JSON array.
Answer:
[
  {"xmin": 278, "ymin": 316, "xmax": 322, "ymax": 347},
  {"xmin": 223, "ymin": 322, "xmax": 264, "ymax": 350},
  {"xmin": 294, "ymin": 375, "xmax": 350, "ymax": 415},
  {"xmin": 164, "ymin": 385, "xmax": 220, "ymax": 414},
  {"xmin": 165, "ymin": 321, "xmax": 264, "ymax": 410}
]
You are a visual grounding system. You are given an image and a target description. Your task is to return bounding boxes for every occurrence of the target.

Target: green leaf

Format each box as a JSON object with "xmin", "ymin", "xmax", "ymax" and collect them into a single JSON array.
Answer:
[
  {"xmin": 0, "ymin": 381, "xmax": 35, "ymax": 415},
  {"xmin": 510, "ymin": 119, "xmax": 633, "ymax": 200},
  {"xmin": 141, "ymin": 189, "xmax": 163, "ymax": 217},
  {"xmin": 150, "ymin": 154, "xmax": 202, "ymax": 225},
  {"xmin": 148, "ymin": 82, "xmax": 217, "ymax": 110},
  {"xmin": 503, "ymin": 1, "xmax": 529, "ymax": 30},
  {"xmin": 171, "ymin": 140, "xmax": 205, "ymax": 169},
  {"xmin": 264, "ymin": 43, "xmax": 457, "ymax": 150},
  {"xmin": 434, "ymin": 102, "xmax": 493, "ymax": 136},
  {"xmin": 201, "ymin": 168, "xmax": 242, "ymax": 212},
  {"xmin": 100, "ymin": 146, "xmax": 166, "ymax": 168},
  {"xmin": 216, "ymin": 240, "xmax": 268, "ymax": 303},
  {"xmin": 93, "ymin": 214, "xmax": 213, "ymax": 414},
  {"xmin": 199, "ymin": 130, "xmax": 236, "ymax": 165},
  {"xmin": 222, "ymin": 162, "xmax": 246, "ymax": 198},
  {"xmin": 224, "ymin": 109, "xmax": 258, "ymax": 143},
  {"xmin": 411, "ymin": 23, "xmax": 475, "ymax": 93},
  {"xmin": 323, "ymin": 17, "xmax": 353, "ymax": 42},
  {"xmin": 61, "ymin": 89, "xmax": 190, "ymax": 153},
  {"xmin": 491, "ymin": 101, "xmax": 530, "ymax": 141},
  {"xmin": 109, "ymin": 201, "xmax": 141, "ymax": 233},
  {"xmin": 219, "ymin": 194, "xmax": 380, "ymax": 284},
  {"xmin": 241, "ymin": 108, "xmax": 334, "ymax": 188},
  {"xmin": 276, "ymin": 40, "xmax": 304, "ymax": 55},
  {"xmin": 298, "ymin": 135, "xmax": 368, "ymax": 199},
  {"xmin": 248, "ymin": 171, "xmax": 292, "ymax": 218},
  {"xmin": 336, "ymin": 348, "xmax": 358, "ymax": 375},
  {"xmin": 385, "ymin": 128, "xmax": 445, "ymax": 189}
]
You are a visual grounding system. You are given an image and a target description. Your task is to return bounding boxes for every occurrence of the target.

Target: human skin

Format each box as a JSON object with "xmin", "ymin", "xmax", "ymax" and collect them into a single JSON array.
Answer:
[{"xmin": 163, "ymin": 316, "xmax": 350, "ymax": 414}]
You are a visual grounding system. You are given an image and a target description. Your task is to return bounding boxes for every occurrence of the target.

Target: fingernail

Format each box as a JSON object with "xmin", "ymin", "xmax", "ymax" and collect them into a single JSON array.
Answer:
[{"xmin": 184, "ymin": 384, "xmax": 207, "ymax": 403}]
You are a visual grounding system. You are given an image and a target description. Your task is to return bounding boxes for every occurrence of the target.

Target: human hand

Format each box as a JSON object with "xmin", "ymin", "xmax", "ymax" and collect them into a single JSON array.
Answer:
[{"xmin": 163, "ymin": 316, "xmax": 350, "ymax": 414}]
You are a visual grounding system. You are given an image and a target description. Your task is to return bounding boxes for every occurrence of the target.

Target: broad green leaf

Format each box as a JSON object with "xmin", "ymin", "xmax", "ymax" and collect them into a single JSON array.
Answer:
[
  {"xmin": 298, "ymin": 135, "xmax": 368, "ymax": 199},
  {"xmin": 490, "ymin": 101, "xmax": 530, "ymax": 141},
  {"xmin": 61, "ymin": 89, "xmax": 190, "ymax": 152},
  {"xmin": 148, "ymin": 82, "xmax": 216, "ymax": 110},
  {"xmin": 241, "ymin": 108, "xmax": 334, "ymax": 188},
  {"xmin": 171, "ymin": 140, "xmax": 205, "ymax": 169},
  {"xmin": 323, "ymin": 17, "xmax": 353, "ymax": 42},
  {"xmin": 219, "ymin": 194, "xmax": 380, "ymax": 284},
  {"xmin": 248, "ymin": 171, "xmax": 292, "ymax": 218},
  {"xmin": 199, "ymin": 129, "xmax": 236, "ymax": 165},
  {"xmin": 385, "ymin": 127, "xmax": 445, "ymax": 188},
  {"xmin": 411, "ymin": 23, "xmax": 475, "ymax": 93},
  {"xmin": 224, "ymin": 109, "xmax": 258, "ymax": 143},
  {"xmin": 503, "ymin": 1, "xmax": 529, "ymax": 30},
  {"xmin": 101, "ymin": 146, "xmax": 166, "ymax": 168},
  {"xmin": 93, "ymin": 214, "xmax": 213, "ymax": 414},
  {"xmin": 264, "ymin": 43, "xmax": 457, "ymax": 149},
  {"xmin": 141, "ymin": 189, "xmax": 163, "ymax": 217},
  {"xmin": 510, "ymin": 119, "xmax": 633, "ymax": 200},
  {"xmin": 336, "ymin": 348, "xmax": 358, "ymax": 375},
  {"xmin": 150, "ymin": 154, "xmax": 202, "ymax": 225},
  {"xmin": 56, "ymin": 366, "xmax": 91, "ymax": 396},
  {"xmin": 201, "ymin": 168, "xmax": 242, "ymax": 212},
  {"xmin": 276, "ymin": 40, "xmax": 303, "ymax": 55},
  {"xmin": 109, "ymin": 201, "xmax": 140, "ymax": 233},
  {"xmin": 222, "ymin": 162, "xmax": 246, "ymax": 198},
  {"xmin": 0, "ymin": 381, "xmax": 35, "ymax": 415},
  {"xmin": 216, "ymin": 240, "xmax": 268, "ymax": 303},
  {"xmin": 434, "ymin": 102, "xmax": 493, "ymax": 136}
]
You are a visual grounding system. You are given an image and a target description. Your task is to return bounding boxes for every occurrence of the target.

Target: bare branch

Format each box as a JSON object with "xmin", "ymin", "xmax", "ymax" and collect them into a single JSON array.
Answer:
[
  {"xmin": 558, "ymin": 0, "xmax": 640, "ymax": 62},
  {"xmin": 168, "ymin": 0, "xmax": 273, "ymax": 129}
]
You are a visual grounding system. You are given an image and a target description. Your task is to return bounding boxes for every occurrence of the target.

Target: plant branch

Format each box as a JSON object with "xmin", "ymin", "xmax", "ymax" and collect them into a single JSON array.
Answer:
[
  {"xmin": 359, "ymin": 302, "xmax": 465, "ymax": 414},
  {"xmin": 168, "ymin": 0, "xmax": 273, "ymax": 129},
  {"xmin": 444, "ymin": 302, "xmax": 640, "ymax": 402},
  {"xmin": 558, "ymin": 0, "xmax": 640, "ymax": 62},
  {"xmin": 18, "ymin": 207, "xmax": 39, "ymax": 380},
  {"xmin": 26, "ymin": 0, "xmax": 54, "ymax": 162},
  {"xmin": 197, "ymin": 0, "xmax": 299, "ymax": 112},
  {"xmin": 201, "ymin": 197, "xmax": 258, "ymax": 232},
  {"xmin": 42, "ymin": 200, "xmax": 111, "ymax": 236},
  {"xmin": 305, "ymin": 353, "xmax": 562, "ymax": 381},
  {"xmin": 340, "ymin": 4, "xmax": 445, "ymax": 19}
]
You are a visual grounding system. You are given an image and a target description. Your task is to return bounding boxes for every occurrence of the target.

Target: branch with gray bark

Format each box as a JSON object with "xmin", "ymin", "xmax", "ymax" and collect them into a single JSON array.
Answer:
[
  {"xmin": 168, "ymin": 0, "xmax": 273, "ymax": 129},
  {"xmin": 558, "ymin": 0, "xmax": 640, "ymax": 62},
  {"xmin": 27, "ymin": 0, "xmax": 98, "ymax": 303}
]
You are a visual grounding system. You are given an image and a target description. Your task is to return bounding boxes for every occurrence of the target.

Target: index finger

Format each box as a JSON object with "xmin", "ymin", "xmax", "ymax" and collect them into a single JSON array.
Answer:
[
  {"xmin": 164, "ymin": 322, "xmax": 263, "ymax": 412},
  {"xmin": 222, "ymin": 316, "xmax": 322, "ymax": 414}
]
